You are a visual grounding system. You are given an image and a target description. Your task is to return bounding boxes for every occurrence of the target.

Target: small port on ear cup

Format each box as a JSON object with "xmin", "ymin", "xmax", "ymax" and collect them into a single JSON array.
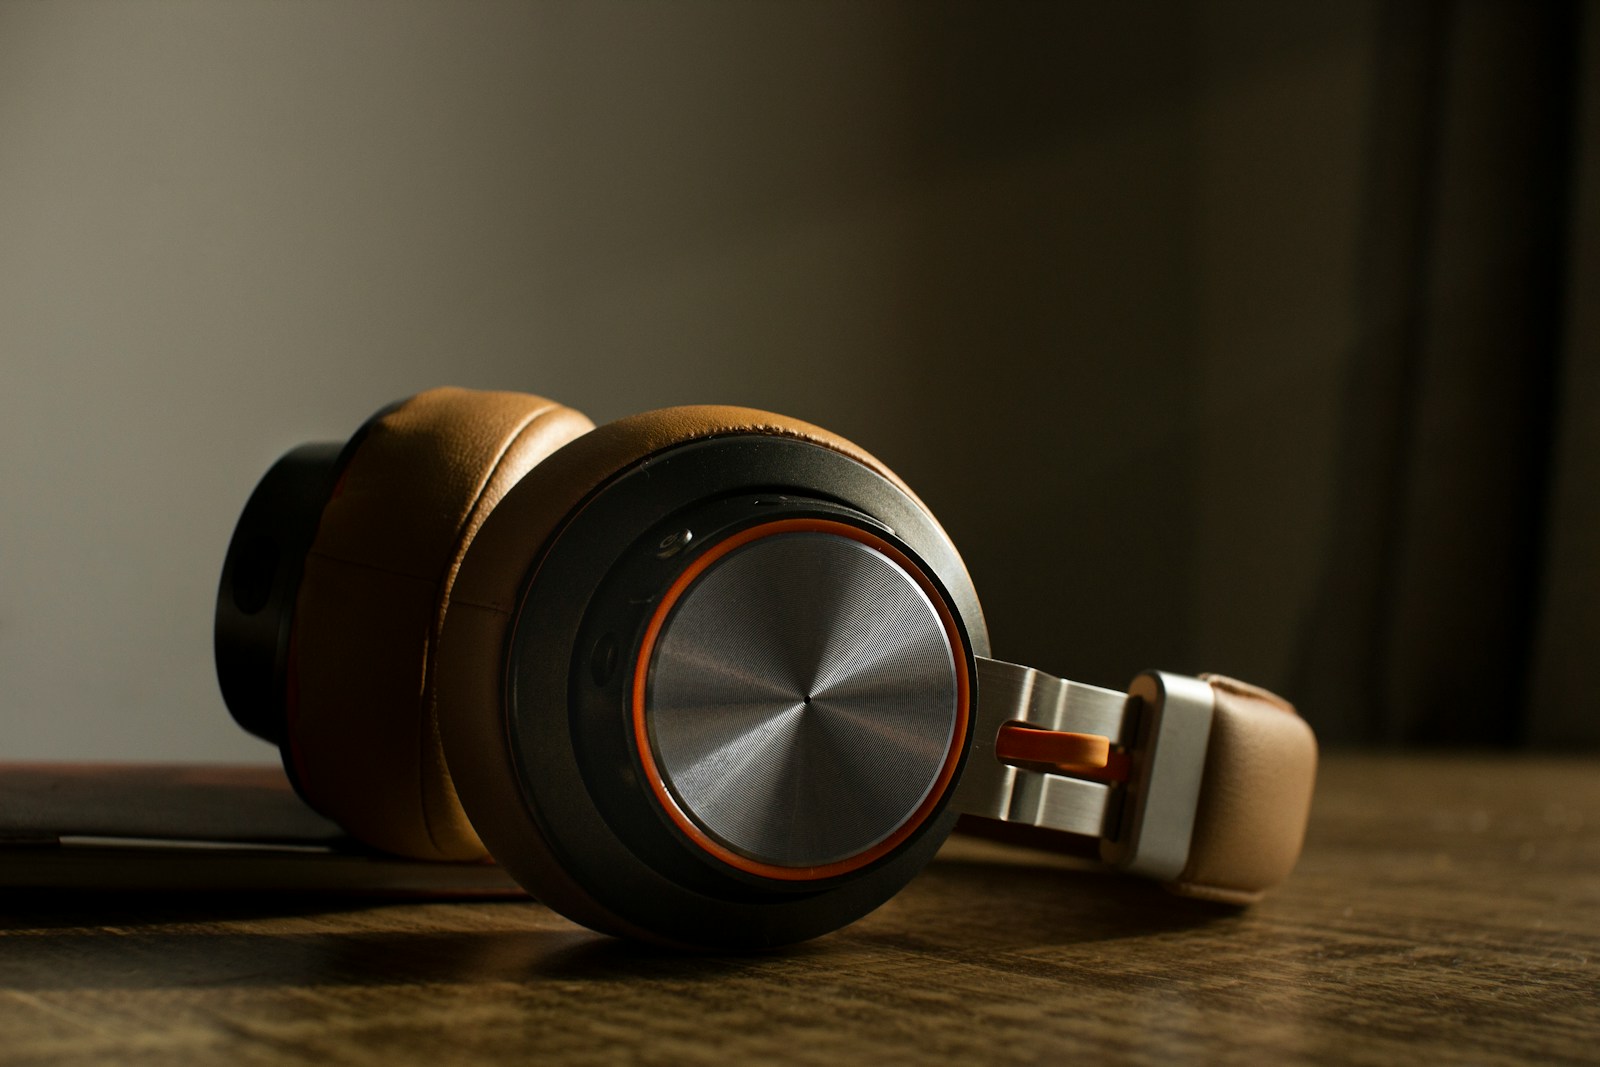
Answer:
[{"xmin": 228, "ymin": 534, "xmax": 279, "ymax": 616}]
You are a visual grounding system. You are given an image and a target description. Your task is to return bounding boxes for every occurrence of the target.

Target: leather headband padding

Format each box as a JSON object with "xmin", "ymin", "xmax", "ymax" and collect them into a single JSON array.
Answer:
[
  {"xmin": 288, "ymin": 388, "xmax": 594, "ymax": 861},
  {"xmin": 1165, "ymin": 675, "xmax": 1318, "ymax": 904},
  {"xmin": 437, "ymin": 405, "xmax": 946, "ymax": 941}
]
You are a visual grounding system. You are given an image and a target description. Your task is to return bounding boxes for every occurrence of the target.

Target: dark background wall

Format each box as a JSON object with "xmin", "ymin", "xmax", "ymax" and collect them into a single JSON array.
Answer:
[{"xmin": 2, "ymin": 1, "xmax": 1593, "ymax": 763}]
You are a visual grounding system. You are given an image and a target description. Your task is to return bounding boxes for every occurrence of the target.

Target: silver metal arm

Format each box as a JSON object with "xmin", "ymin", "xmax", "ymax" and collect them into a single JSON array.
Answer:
[
  {"xmin": 950, "ymin": 659, "xmax": 1130, "ymax": 837},
  {"xmin": 952, "ymin": 658, "xmax": 1216, "ymax": 881}
]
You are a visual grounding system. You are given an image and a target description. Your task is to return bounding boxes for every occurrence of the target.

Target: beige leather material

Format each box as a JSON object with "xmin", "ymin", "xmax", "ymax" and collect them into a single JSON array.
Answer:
[
  {"xmin": 437, "ymin": 405, "xmax": 941, "ymax": 940},
  {"xmin": 288, "ymin": 388, "xmax": 594, "ymax": 861},
  {"xmin": 1165, "ymin": 675, "xmax": 1318, "ymax": 904}
]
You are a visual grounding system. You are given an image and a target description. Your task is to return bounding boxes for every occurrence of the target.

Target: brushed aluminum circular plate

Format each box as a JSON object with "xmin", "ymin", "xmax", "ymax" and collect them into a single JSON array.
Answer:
[{"xmin": 644, "ymin": 530, "xmax": 960, "ymax": 870}]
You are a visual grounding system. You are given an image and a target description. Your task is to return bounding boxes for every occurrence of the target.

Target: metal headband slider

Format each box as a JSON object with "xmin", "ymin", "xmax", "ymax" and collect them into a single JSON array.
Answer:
[
  {"xmin": 953, "ymin": 658, "xmax": 1135, "ymax": 839},
  {"xmin": 955, "ymin": 660, "xmax": 1216, "ymax": 885}
]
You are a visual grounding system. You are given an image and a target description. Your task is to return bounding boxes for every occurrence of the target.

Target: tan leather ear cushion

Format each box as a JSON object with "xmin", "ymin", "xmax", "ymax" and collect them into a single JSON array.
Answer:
[
  {"xmin": 1165, "ymin": 675, "xmax": 1319, "ymax": 904},
  {"xmin": 437, "ymin": 405, "xmax": 939, "ymax": 938},
  {"xmin": 288, "ymin": 388, "xmax": 594, "ymax": 861}
]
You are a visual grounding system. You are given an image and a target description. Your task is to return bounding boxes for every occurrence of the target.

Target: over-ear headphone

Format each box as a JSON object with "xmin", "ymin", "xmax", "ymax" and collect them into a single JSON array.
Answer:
[{"xmin": 215, "ymin": 387, "xmax": 1317, "ymax": 950}]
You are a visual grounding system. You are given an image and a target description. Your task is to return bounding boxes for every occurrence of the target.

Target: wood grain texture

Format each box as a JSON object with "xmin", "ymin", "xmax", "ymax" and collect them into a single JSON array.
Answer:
[{"xmin": 2, "ymin": 755, "xmax": 1596, "ymax": 1066}]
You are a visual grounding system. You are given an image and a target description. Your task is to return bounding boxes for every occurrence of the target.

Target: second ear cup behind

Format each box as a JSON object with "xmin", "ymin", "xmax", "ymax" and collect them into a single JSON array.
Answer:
[{"xmin": 286, "ymin": 388, "xmax": 593, "ymax": 860}]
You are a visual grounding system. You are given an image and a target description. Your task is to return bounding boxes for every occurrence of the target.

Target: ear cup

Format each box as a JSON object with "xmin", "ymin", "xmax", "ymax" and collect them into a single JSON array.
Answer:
[
  {"xmin": 436, "ymin": 406, "xmax": 987, "ymax": 945},
  {"xmin": 287, "ymin": 387, "xmax": 594, "ymax": 860}
]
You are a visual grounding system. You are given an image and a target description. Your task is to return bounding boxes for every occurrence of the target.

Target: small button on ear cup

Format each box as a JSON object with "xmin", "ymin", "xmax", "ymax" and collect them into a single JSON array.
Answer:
[{"xmin": 283, "ymin": 388, "xmax": 594, "ymax": 861}]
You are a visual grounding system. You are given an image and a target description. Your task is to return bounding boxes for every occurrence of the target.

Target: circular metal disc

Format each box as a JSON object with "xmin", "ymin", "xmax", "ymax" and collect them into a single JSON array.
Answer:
[{"xmin": 645, "ymin": 531, "xmax": 960, "ymax": 869}]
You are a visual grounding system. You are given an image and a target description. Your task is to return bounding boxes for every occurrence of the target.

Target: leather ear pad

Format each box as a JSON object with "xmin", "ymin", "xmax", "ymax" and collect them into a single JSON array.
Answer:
[
  {"xmin": 287, "ymin": 388, "xmax": 594, "ymax": 861},
  {"xmin": 1165, "ymin": 675, "xmax": 1318, "ymax": 904},
  {"xmin": 436, "ymin": 406, "xmax": 945, "ymax": 940}
]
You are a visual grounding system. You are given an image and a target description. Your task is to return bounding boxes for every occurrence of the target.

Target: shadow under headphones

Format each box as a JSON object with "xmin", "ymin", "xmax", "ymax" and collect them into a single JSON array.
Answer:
[{"xmin": 214, "ymin": 387, "xmax": 1318, "ymax": 950}]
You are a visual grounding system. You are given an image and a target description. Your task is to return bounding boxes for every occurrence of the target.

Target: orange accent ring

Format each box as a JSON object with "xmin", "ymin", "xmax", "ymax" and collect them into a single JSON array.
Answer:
[{"xmin": 630, "ymin": 518, "xmax": 971, "ymax": 882}]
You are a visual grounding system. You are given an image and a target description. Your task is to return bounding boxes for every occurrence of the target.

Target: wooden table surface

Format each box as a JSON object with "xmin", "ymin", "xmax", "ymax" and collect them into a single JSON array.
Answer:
[{"xmin": 2, "ymin": 754, "xmax": 1596, "ymax": 1066}]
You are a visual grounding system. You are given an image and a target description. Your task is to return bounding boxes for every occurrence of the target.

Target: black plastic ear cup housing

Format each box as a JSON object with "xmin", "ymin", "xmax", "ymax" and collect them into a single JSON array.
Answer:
[
  {"xmin": 502, "ymin": 434, "xmax": 990, "ymax": 949},
  {"xmin": 214, "ymin": 401, "xmax": 403, "ymax": 749},
  {"xmin": 214, "ymin": 441, "xmax": 343, "ymax": 746}
]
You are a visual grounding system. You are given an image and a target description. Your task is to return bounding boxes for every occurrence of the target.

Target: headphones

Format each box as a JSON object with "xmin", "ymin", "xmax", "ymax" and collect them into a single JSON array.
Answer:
[{"xmin": 215, "ymin": 387, "xmax": 1317, "ymax": 950}]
